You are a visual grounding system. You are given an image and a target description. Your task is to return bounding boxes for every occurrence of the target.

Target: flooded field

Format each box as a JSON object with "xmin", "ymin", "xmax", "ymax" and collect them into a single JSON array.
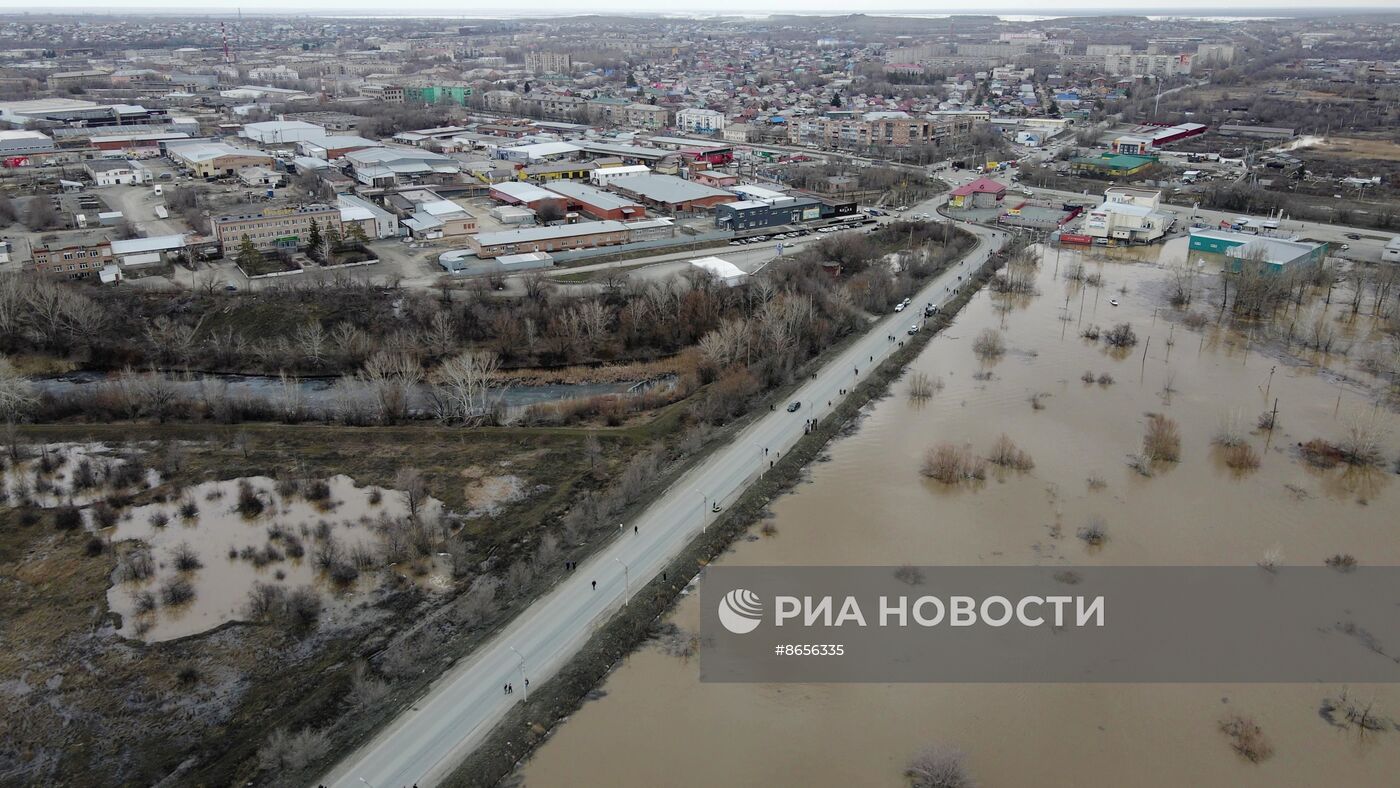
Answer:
[
  {"xmin": 101, "ymin": 474, "xmax": 444, "ymax": 642},
  {"xmin": 519, "ymin": 243, "xmax": 1400, "ymax": 787}
]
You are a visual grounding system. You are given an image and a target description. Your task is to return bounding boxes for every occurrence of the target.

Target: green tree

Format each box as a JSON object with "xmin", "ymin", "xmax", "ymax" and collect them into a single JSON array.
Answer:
[
  {"xmin": 345, "ymin": 221, "xmax": 370, "ymax": 246},
  {"xmin": 830, "ymin": 92, "xmax": 842, "ymax": 108},
  {"xmin": 305, "ymin": 219, "xmax": 322, "ymax": 261},
  {"xmin": 235, "ymin": 235, "xmax": 261, "ymax": 272}
]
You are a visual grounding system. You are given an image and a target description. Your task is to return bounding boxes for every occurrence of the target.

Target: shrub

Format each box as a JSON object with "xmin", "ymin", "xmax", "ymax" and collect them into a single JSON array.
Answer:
[
  {"xmin": 84, "ymin": 535, "xmax": 106, "ymax": 556},
  {"xmin": 160, "ymin": 576, "xmax": 195, "ymax": 606},
  {"xmin": 905, "ymin": 745, "xmax": 974, "ymax": 788},
  {"xmin": 1213, "ymin": 413, "xmax": 1247, "ymax": 448},
  {"xmin": 178, "ymin": 499, "xmax": 199, "ymax": 520},
  {"xmin": 987, "ymin": 434, "xmax": 1034, "ymax": 470},
  {"xmin": 1096, "ymin": 373, "xmax": 1114, "ymax": 386},
  {"xmin": 908, "ymin": 371, "xmax": 943, "ymax": 400},
  {"xmin": 237, "ymin": 480, "xmax": 265, "ymax": 517},
  {"xmin": 134, "ymin": 590, "xmax": 157, "ymax": 615},
  {"xmin": 1325, "ymin": 554, "xmax": 1358, "ymax": 572},
  {"xmin": 1103, "ymin": 323, "xmax": 1138, "ymax": 348},
  {"xmin": 1299, "ymin": 439, "xmax": 1343, "ymax": 469},
  {"xmin": 1028, "ymin": 392, "xmax": 1048, "ymax": 410},
  {"xmin": 1078, "ymin": 516, "xmax": 1108, "ymax": 547},
  {"xmin": 257, "ymin": 727, "xmax": 331, "ymax": 773},
  {"xmin": 1256, "ymin": 410, "xmax": 1278, "ymax": 431},
  {"xmin": 176, "ymin": 665, "xmax": 200, "ymax": 688},
  {"xmin": 53, "ymin": 505, "xmax": 82, "ymax": 531},
  {"xmin": 118, "ymin": 548, "xmax": 155, "ymax": 582},
  {"xmin": 921, "ymin": 443, "xmax": 985, "ymax": 484},
  {"xmin": 1143, "ymin": 414, "xmax": 1181, "ymax": 462},
  {"xmin": 1081, "ymin": 370, "xmax": 1096, "ymax": 384},
  {"xmin": 304, "ymin": 479, "xmax": 332, "ymax": 502},
  {"xmin": 1223, "ymin": 444, "xmax": 1260, "ymax": 470},
  {"xmin": 972, "ymin": 329, "xmax": 1005, "ymax": 360},
  {"xmin": 172, "ymin": 542, "xmax": 203, "ymax": 572},
  {"xmin": 149, "ymin": 510, "xmax": 171, "ymax": 528},
  {"xmin": 1080, "ymin": 325, "xmax": 1101, "ymax": 340},
  {"xmin": 1220, "ymin": 715, "xmax": 1273, "ymax": 763}
]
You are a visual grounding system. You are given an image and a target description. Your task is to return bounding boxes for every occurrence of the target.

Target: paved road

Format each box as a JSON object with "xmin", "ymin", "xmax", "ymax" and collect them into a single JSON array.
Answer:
[{"xmin": 322, "ymin": 218, "xmax": 1005, "ymax": 788}]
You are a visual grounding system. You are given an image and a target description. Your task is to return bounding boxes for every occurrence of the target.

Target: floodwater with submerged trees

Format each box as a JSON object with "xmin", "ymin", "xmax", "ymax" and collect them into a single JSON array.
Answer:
[{"xmin": 520, "ymin": 237, "xmax": 1400, "ymax": 787}]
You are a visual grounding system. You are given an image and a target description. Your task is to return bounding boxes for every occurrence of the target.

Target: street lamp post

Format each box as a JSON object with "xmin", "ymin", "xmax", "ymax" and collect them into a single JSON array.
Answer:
[
  {"xmin": 614, "ymin": 557, "xmax": 630, "ymax": 601},
  {"xmin": 509, "ymin": 646, "xmax": 527, "ymax": 701}
]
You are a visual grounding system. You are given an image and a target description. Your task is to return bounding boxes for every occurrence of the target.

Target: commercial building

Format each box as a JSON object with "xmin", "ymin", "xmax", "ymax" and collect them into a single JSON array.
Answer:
[
  {"xmin": 497, "ymin": 141, "xmax": 583, "ymax": 164},
  {"xmin": 676, "ymin": 108, "xmax": 727, "ymax": 135},
  {"xmin": 241, "ymin": 120, "xmax": 327, "ymax": 145},
  {"xmin": 1070, "ymin": 152, "xmax": 1157, "ymax": 178},
  {"xmin": 543, "ymin": 181, "xmax": 647, "ymax": 221},
  {"xmin": 27, "ymin": 238, "xmax": 113, "ymax": 280},
  {"xmin": 606, "ymin": 173, "xmax": 737, "ymax": 214},
  {"xmin": 398, "ymin": 191, "xmax": 478, "ymax": 239},
  {"xmin": 947, "ymin": 177, "xmax": 1007, "ymax": 209},
  {"xmin": 468, "ymin": 220, "xmax": 631, "ymax": 258},
  {"xmin": 110, "ymin": 234, "xmax": 188, "ymax": 269},
  {"xmin": 1189, "ymin": 229, "xmax": 1326, "ymax": 272},
  {"xmin": 1217, "ymin": 125, "xmax": 1296, "ymax": 140},
  {"xmin": 521, "ymin": 160, "xmax": 597, "ymax": 183},
  {"xmin": 166, "ymin": 141, "xmax": 275, "ymax": 178},
  {"xmin": 714, "ymin": 195, "xmax": 826, "ymax": 230},
  {"xmin": 213, "ymin": 204, "xmax": 342, "ymax": 251},
  {"xmin": 1081, "ymin": 188, "xmax": 1172, "ymax": 244}
]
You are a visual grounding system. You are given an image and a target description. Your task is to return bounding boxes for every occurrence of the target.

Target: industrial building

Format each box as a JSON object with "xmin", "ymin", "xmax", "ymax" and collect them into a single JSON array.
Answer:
[
  {"xmin": 489, "ymin": 181, "xmax": 566, "ymax": 212},
  {"xmin": 166, "ymin": 141, "xmax": 275, "ymax": 178},
  {"xmin": 343, "ymin": 147, "xmax": 461, "ymax": 187},
  {"xmin": 213, "ymin": 204, "xmax": 342, "ymax": 251},
  {"xmin": 543, "ymin": 181, "xmax": 647, "ymax": 221},
  {"xmin": 84, "ymin": 159, "xmax": 147, "ymax": 186},
  {"xmin": 468, "ymin": 220, "xmax": 631, "ymax": 258},
  {"xmin": 689, "ymin": 256, "xmax": 747, "ymax": 287},
  {"xmin": 298, "ymin": 135, "xmax": 382, "ymax": 160},
  {"xmin": 27, "ymin": 238, "xmax": 113, "ymax": 280},
  {"xmin": 241, "ymin": 120, "xmax": 328, "ymax": 145},
  {"xmin": 606, "ymin": 173, "xmax": 737, "ymax": 214},
  {"xmin": 590, "ymin": 164, "xmax": 652, "ymax": 187},
  {"xmin": 0, "ymin": 130, "xmax": 56, "ymax": 158}
]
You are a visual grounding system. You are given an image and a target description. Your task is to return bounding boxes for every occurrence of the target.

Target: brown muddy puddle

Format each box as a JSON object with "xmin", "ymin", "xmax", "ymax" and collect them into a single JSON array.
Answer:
[
  {"xmin": 520, "ymin": 245, "xmax": 1400, "ymax": 787},
  {"xmin": 105, "ymin": 474, "xmax": 444, "ymax": 642}
]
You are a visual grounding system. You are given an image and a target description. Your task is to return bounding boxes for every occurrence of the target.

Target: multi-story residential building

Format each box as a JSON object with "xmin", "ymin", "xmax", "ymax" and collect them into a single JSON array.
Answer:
[
  {"xmin": 525, "ymin": 52, "xmax": 572, "ymax": 73},
  {"xmin": 788, "ymin": 112, "xmax": 973, "ymax": 151},
  {"xmin": 213, "ymin": 204, "xmax": 343, "ymax": 252},
  {"xmin": 587, "ymin": 99, "xmax": 671, "ymax": 130},
  {"xmin": 676, "ymin": 107, "xmax": 727, "ymax": 134},
  {"xmin": 1195, "ymin": 43, "xmax": 1237, "ymax": 68},
  {"xmin": 403, "ymin": 85, "xmax": 473, "ymax": 106},
  {"xmin": 28, "ymin": 238, "xmax": 113, "ymax": 280},
  {"xmin": 1104, "ymin": 52, "xmax": 1193, "ymax": 78}
]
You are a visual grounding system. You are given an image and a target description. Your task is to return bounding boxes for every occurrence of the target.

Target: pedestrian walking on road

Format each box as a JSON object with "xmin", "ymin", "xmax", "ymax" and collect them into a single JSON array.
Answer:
[
  {"xmin": 634, "ymin": 525, "xmax": 639, "ymax": 535},
  {"xmin": 591, "ymin": 580, "xmax": 597, "ymax": 590},
  {"xmin": 504, "ymin": 684, "xmax": 509, "ymax": 695}
]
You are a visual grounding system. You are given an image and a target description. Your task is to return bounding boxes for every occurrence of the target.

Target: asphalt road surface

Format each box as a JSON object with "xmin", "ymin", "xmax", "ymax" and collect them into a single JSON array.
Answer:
[{"xmin": 322, "ymin": 220, "xmax": 1005, "ymax": 788}]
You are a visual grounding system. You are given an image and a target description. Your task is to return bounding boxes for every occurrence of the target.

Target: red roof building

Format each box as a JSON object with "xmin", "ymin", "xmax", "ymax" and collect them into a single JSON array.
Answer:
[{"xmin": 948, "ymin": 177, "xmax": 1007, "ymax": 209}]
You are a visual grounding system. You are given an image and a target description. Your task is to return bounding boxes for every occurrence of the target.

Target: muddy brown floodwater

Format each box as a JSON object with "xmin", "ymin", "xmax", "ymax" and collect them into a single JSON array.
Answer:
[
  {"xmin": 106, "ymin": 474, "xmax": 443, "ymax": 642},
  {"xmin": 520, "ymin": 244, "xmax": 1400, "ymax": 787}
]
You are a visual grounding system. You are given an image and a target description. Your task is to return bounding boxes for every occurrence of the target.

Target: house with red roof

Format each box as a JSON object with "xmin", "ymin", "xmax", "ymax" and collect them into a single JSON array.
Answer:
[{"xmin": 947, "ymin": 177, "xmax": 1007, "ymax": 209}]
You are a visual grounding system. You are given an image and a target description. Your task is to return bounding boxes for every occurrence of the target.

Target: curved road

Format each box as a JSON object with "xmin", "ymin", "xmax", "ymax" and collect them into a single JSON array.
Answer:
[{"xmin": 322, "ymin": 218, "xmax": 1005, "ymax": 788}]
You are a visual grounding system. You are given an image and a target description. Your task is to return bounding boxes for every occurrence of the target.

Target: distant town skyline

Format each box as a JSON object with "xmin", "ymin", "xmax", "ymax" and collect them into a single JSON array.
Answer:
[{"xmin": 7, "ymin": 2, "xmax": 1397, "ymax": 16}]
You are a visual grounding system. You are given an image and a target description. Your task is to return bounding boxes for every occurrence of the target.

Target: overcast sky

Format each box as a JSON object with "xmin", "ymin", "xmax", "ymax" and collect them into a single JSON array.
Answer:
[{"xmin": 13, "ymin": 2, "xmax": 1387, "ymax": 15}]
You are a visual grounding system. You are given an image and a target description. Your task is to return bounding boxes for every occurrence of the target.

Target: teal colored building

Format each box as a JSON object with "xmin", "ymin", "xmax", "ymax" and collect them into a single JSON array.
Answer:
[
  {"xmin": 404, "ymin": 85, "xmax": 472, "ymax": 106},
  {"xmin": 1191, "ymin": 229, "xmax": 1326, "ymax": 273}
]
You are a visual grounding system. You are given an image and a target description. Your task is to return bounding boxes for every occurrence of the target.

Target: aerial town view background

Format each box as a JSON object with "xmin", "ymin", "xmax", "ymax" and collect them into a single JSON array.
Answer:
[{"xmin": 0, "ymin": 5, "xmax": 1398, "ymax": 787}]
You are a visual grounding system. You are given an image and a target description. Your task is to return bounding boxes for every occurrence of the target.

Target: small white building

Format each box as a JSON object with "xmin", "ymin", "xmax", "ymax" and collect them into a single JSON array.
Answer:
[
  {"xmin": 238, "ymin": 167, "xmax": 284, "ymax": 187},
  {"xmin": 84, "ymin": 159, "xmax": 146, "ymax": 186},
  {"xmin": 240, "ymin": 120, "xmax": 327, "ymax": 145},
  {"xmin": 590, "ymin": 164, "xmax": 651, "ymax": 187},
  {"xmin": 689, "ymin": 256, "xmax": 747, "ymax": 287},
  {"xmin": 1384, "ymin": 236, "xmax": 1400, "ymax": 264},
  {"xmin": 338, "ymin": 194, "xmax": 400, "ymax": 239}
]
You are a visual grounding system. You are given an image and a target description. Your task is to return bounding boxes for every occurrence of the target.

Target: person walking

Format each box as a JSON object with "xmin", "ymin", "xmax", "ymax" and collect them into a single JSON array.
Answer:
[{"xmin": 591, "ymin": 580, "xmax": 597, "ymax": 590}]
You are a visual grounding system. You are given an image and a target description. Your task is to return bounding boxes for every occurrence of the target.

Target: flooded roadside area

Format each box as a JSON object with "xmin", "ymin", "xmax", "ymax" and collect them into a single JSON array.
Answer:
[{"xmin": 518, "ymin": 241, "xmax": 1400, "ymax": 787}]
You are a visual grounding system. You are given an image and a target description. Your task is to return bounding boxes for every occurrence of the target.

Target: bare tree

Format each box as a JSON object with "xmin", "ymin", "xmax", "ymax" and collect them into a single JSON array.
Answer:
[
  {"xmin": 431, "ymin": 350, "xmax": 501, "ymax": 424},
  {"xmin": 0, "ymin": 354, "xmax": 35, "ymax": 425}
]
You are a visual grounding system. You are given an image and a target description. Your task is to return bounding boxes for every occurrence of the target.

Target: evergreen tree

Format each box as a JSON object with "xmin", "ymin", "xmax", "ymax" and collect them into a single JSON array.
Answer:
[
  {"xmin": 346, "ymin": 221, "xmax": 370, "ymax": 246},
  {"xmin": 235, "ymin": 235, "xmax": 260, "ymax": 271},
  {"xmin": 305, "ymin": 219, "xmax": 322, "ymax": 261},
  {"xmin": 323, "ymin": 223, "xmax": 342, "ymax": 265}
]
